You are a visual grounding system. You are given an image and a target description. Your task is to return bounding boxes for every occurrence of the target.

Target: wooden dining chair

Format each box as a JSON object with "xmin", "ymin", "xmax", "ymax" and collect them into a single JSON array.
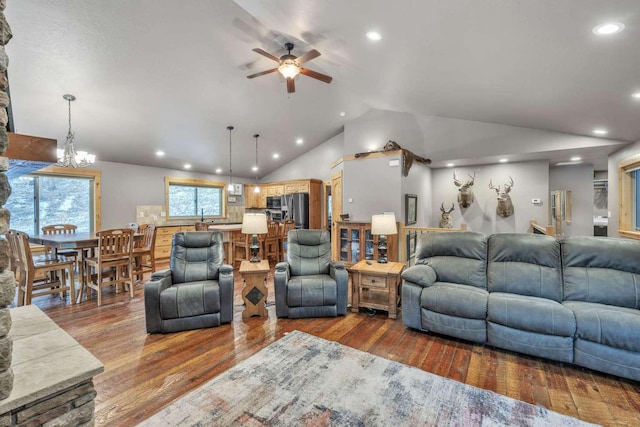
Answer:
[
  {"xmin": 41, "ymin": 224, "xmax": 79, "ymax": 260},
  {"xmin": 13, "ymin": 230, "xmax": 76, "ymax": 306},
  {"xmin": 124, "ymin": 223, "xmax": 139, "ymax": 232},
  {"xmin": 132, "ymin": 224, "xmax": 156, "ymax": 282},
  {"xmin": 262, "ymin": 221, "xmax": 281, "ymax": 263},
  {"xmin": 84, "ymin": 228, "xmax": 134, "ymax": 306},
  {"xmin": 280, "ymin": 220, "xmax": 296, "ymax": 262},
  {"xmin": 195, "ymin": 221, "xmax": 208, "ymax": 231},
  {"xmin": 232, "ymin": 230, "xmax": 251, "ymax": 268}
]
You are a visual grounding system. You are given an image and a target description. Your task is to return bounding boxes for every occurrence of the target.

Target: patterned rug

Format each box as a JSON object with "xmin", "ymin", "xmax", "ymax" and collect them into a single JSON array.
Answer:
[{"xmin": 139, "ymin": 331, "xmax": 596, "ymax": 426}]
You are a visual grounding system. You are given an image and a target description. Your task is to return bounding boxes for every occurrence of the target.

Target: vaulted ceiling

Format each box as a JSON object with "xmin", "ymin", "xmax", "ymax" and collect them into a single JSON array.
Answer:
[{"xmin": 5, "ymin": 0, "xmax": 640, "ymax": 176}]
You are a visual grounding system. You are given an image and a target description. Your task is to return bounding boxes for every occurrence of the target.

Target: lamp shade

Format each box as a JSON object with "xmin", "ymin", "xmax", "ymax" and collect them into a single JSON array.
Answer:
[
  {"xmin": 242, "ymin": 213, "xmax": 268, "ymax": 234},
  {"xmin": 371, "ymin": 214, "xmax": 397, "ymax": 235}
]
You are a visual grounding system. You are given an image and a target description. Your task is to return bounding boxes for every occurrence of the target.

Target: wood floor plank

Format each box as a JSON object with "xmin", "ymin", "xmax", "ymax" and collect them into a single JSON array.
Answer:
[{"xmin": 19, "ymin": 263, "xmax": 640, "ymax": 427}]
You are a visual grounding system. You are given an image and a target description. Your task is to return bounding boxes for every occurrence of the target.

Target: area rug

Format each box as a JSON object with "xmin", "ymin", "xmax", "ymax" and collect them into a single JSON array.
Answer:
[{"xmin": 139, "ymin": 331, "xmax": 596, "ymax": 427}]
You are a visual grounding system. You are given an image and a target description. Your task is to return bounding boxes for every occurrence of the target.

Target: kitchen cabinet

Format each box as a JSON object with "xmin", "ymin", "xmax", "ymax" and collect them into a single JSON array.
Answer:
[
  {"xmin": 333, "ymin": 221, "xmax": 398, "ymax": 267},
  {"xmin": 244, "ymin": 184, "xmax": 266, "ymax": 208},
  {"xmin": 265, "ymin": 185, "xmax": 284, "ymax": 197},
  {"xmin": 154, "ymin": 225, "xmax": 195, "ymax": 260},
  {"xmin": 284, "ymin": 181, "xmax": 310, "ymax": 194}
]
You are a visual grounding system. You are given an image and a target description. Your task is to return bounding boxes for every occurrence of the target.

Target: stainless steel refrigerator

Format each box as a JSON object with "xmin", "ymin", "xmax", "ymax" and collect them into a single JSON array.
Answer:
[{"xmin": 282, "ymin": 193, "xmax": 309, "ymax": 229}]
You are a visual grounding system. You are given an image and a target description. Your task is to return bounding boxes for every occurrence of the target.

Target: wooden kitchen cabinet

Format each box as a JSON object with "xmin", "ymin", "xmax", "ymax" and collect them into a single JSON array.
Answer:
[
  {"xmin": 244, "ymin": 184, "xmax": 266, "ymax": 208},
  {"xmin": 333, "ymin": 221, "xmax": 398, "ymax": 267},
  {"xmin": 284, "ymin": 181, "xmax": 310, "ymax": 194},
  {"xmin": 265, "ymin": 185, "xmax": 284, "ymax": 197}
]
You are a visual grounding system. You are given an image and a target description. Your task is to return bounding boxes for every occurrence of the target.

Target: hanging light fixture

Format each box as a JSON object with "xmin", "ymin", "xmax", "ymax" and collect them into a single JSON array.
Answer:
[
  {"xmin": 253, "ymin": 134, "xmax": 260, "ymax": 193},
  {"xmin": 227, "ymin": 126, "xmax": 234, "ymax": 192},
  {"xmin": 57, "ymin": 94, "xmax": 96, "ymax": 168}
]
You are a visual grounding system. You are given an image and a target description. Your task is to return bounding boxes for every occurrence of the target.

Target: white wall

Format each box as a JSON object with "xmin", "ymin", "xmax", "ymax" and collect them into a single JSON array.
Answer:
[
  {"xmin": 431, "ymin": 161, "xmax": 549, "ymax": 234},
  {"xmin": 261, "ymin": 132, "xmax": 345, "ymax": 182},
  {"xmin": 401, "ymin": 164, "xmax": 432, "ymax": 227},
  {"xmin": 549, "ymin": 164, "xmax": 594, "ymax": 236},
  {"xmin": 608, "ymin": 139, "xmax": 640, "ymax": 236},
  {"xmin": 95, "ymin": 160, "xmax": 249, "ymax": 229}
]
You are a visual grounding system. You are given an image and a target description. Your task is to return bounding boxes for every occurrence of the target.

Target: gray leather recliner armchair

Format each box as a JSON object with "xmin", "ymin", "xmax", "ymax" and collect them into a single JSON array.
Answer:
[
  {"xmin": 274, "ymin": 229, "xmax": 348, "ymax": 318},
  {"xmin": 144, "ymin": 231, "xmax": 234, "ymax": 333}
]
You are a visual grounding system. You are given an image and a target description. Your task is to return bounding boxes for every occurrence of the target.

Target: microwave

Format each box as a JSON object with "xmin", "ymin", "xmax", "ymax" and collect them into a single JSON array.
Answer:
[{"xmin": 266, "ymin": 196, "xmax": 282, "ymax": 209}]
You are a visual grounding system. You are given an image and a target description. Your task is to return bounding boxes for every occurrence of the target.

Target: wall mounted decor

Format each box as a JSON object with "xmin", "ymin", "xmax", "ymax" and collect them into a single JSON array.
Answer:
[
  {"xmin": 405, "ymin": 194, "xmax": 417, "ymax": 225},
  {"xmin": 489, "ymin": 177, "xmax": 515, "ymax": 217},
  {"xmin": 453, "ymin": 171, "xmax": 475, "ymax": 208}
]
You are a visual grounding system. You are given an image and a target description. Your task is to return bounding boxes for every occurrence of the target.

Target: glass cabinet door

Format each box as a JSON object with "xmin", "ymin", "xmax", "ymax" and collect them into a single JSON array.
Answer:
[
  {"xmin": 339, "ymin": 228, "xmax": 349, "ymax": 262},
  {"xmin": 350, "ymin": 229, "xmax": 360, "ymax": 261},
  {"xmin": 365, "ymin": 229, "xmax": 375, "ymax": 260}
]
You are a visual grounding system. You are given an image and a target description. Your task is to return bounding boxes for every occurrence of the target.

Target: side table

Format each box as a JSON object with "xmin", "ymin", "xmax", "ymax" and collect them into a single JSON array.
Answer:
[
  {"xmin": 350, "ymin": 260, "xmax": 405, "ymax": 319},
  {"xmin": 239, "ymin": 260, "xmax": 270, "ymax": 318}
]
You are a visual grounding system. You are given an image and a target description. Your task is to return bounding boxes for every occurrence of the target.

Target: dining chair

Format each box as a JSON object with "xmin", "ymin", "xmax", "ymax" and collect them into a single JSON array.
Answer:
[
  {"xmin": 132, "ymin": 224, "xmax": 157, "ymax": 282},
  {"xmin": 262, "ymin": 220, "xmax": 281, "ymax": 263},
  {"xmin": 41, "ymin": 224, "xmax": 79, "ymax": 260},
  {"xmin": 280, "ymin": 220, "xmax": 296, "ymax": 262},
  {"xmin": 195, "ymin": 221, "xmax": 208, "ymax": 231},
  {"xmin": 232, "ymin": 229, "xmax": 251, "ymax": 268},
  {"xmin": 84, "ymin": 228, "xmax": 134, "ymax": 306},
  {"xmin": 124, "ymin": 222, "xmax": 139, "ymax": 232},
  {"xmin": 13, "ymin": 230, "xmax": 76, "ymax": 306}
]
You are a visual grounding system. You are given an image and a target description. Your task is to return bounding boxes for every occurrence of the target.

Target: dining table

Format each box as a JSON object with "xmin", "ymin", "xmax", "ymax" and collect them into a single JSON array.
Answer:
[{"xmin": 28, "ymin": 231, "xmax": 143, "ymax": 303}]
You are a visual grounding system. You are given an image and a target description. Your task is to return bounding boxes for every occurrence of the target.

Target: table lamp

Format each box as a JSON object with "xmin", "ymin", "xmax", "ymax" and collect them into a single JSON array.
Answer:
[
  {"xmin": 241, "ymin": 213, "xmax": 268, "ymax": 262},
  {"xmin": 371, "ymin": 213, "xmax": 397, "ymax": 263}
]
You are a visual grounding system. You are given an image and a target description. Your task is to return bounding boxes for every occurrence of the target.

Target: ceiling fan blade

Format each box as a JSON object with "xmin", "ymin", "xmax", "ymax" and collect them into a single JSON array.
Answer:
[
  {"xmin": 296, "ymin": 49, "xmax": 321, "ymax": 65},
  {"xmin": 300, "ymin": 68, "xmax": 333, "ymax": 84},
  {"xmin": 287, "ymin": 77, "xmax": 295, "ymax": 93},
  {"xmin": 252, "ymin": 48, "xmax": 280, "ymax": 63},
  {"xmin": 247, "ymin": 68, "xmax": 278, "ymax": 79}
]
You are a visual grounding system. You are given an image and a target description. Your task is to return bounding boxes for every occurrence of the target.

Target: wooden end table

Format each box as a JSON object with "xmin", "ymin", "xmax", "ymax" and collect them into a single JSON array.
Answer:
[
  {"xmin": 350, "ymin": 260, "xmax": 405, "ymax": 319},
  {"xmin": 239, "ymin": 260, "xmax": 270, "ymax": 318}
]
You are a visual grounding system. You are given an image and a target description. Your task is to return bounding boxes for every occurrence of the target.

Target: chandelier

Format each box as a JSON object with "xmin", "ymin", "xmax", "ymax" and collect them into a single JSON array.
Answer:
[{"xmin": 57, "ymin": 94, "xmax": 96, "ymax": 168}]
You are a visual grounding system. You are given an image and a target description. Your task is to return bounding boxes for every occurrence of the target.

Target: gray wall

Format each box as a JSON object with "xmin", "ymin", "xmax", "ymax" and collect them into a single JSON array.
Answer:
[
  {"xmin": 95, "ymin": 160, "xmax": 249, "ymax": 229},
  {"xmin": 261, "ymin": 132, "xmax": 345, "ymax": 182},
  {"xmin": 431, "ymin": 161, "xmax": 549, "ymax": 234},
  {"xmin": 401, "ymin": 162, "xmax": 432, "ymax": 227},
  {"xmin": 608, "ymin": 139, "xmax": 640, "ymax": 236},
  {"xmin": 549, "ymin": 164, "xmax": 594, "ymax": 236}
]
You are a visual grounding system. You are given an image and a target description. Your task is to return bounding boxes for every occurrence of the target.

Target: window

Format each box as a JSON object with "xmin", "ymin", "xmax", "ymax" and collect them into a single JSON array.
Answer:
[
  {"xmin": 5, "ymin": 167, "xmax": 100, "ymax": 235},
  {"xmin": 618, "ymin": 155, "xmax": 640, "ymax": 239},
  {"xmin": 165, "ymin": 177, "xmax": 226, "ymax": 219}
]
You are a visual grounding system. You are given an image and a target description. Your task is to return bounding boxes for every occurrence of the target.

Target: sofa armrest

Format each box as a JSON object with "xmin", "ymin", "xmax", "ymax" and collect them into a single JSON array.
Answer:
[
  {"xmin": 330, "ymin": 261, "xmax": 349, "ymax": 315},
  {"xmin": 218, "ymin": 264, "xmax": 234, "ymax": 323},
  {"xmin": 274, "ymin": 262, "xmax": 290, "ymax": 317},
  {"xmin": 144, "ymin": 271, "xmax": 174, "ymax": 333},
  {"xmin": 401, "ymin": 265, "xmax": 437, "ymax": 288}
]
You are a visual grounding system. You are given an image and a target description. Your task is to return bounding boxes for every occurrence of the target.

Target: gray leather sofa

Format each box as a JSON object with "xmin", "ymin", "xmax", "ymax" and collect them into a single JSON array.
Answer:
[
  {"xmin": 144, "ymin": 231, "xmax": 234, "ymax": 333},
  {"xmin": 274, "ymin": 229, "xmax": 348, "ymax": 318},
  {"xmin": 401, "ymin": 231, "xmax": 640, "ymax": 381}
]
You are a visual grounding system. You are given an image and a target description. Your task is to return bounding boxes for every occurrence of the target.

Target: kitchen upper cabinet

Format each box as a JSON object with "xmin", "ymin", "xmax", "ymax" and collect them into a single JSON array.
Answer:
[
  {"xmin": 244, "ymin": 184, "xmax": 266, "ymax": 208},
  {"xmin": 284, "ymin": 181, "xmax": 310, "ymax": 194},
  {"xmin": 265, "ymin": 185, "xmax": 284, "ymax": 197}
]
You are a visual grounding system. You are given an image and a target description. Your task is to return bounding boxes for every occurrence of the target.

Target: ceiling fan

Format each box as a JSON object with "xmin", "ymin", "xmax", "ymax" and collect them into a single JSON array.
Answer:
[{"xmin": 247, "ymin": 42, "xmax": 333, "ymax": 93}]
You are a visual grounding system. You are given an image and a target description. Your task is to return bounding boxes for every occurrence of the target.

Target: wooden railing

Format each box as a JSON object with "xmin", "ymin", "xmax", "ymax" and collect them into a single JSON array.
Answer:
[
  {"xmin": 529, "ymin": 220, "xmax": 555, "ymax": 236},
  {"xmin": 398, "ymin": 223, "xmax": 468, "ymax": 266}
]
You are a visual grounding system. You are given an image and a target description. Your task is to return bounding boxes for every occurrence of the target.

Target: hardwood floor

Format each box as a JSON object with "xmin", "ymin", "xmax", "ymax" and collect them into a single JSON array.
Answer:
[{"xmin": 28, "ymin": 264, "xmax": 640, "ymax": 426}]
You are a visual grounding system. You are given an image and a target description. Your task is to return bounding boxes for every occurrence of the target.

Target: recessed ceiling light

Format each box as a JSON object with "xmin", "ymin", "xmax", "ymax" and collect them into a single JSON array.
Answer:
[
  {"xmin": 592, "ymin": 22, "xmax": 625, "ymax": 35},
  {"xmin": 593, "ymin": 128, "xmax": 608, "ymax": 135},
  {"xmin": 215, "ymin": 168, "xmax": 222, "ymax": 174},
  {"xmin": 570, "ymin": 156, "xmax": 582, "ymax": 161},
  {"xmin": 446, "ymin": 163, "xmax": 455, "ymax": 168},
  {"xmin": 272, "ymin": 153, "xmax": 280, "ymax": 159},
  {"xmin": 339, "ymin": 111, "xmax": 346, "ymax": 117},
  {"xmin": 296, "ymin": 138, "xmax": 303, "ymax": 145},
  {"xmin": 252, "ymin": 166, "xmax": 258, "ymax": 172},
  {"xmin": 155, "ymin": 150, "xmax": 165, "ymax": 157},
  {"xmin": 632, "ymin": 92, "xmax": 640, "ymax": 99},
  {"xmin": 184, "ymin": 164, "xmax": 192, "ymax": 169},
  {"xmin": 499, "ymin": 158, "xmax": 508, "ymax": 163},
  {"xmin": 366, "ymin": 31, "xmax": 382, "ymax": 41}
]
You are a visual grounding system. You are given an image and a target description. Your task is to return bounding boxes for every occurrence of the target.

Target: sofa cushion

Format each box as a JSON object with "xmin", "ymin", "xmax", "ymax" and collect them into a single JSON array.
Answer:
[
  {"xmin": 563, "ymin": 301, "xmax": 640, "ymax": 353},
  {"xmin": 287, "ymin": 275, "xmax": 337, "ymax": 307},
  {"xmin": 420, "ymin": 282, "xmax": 488, "ymax": 319},
  {"xmin": 287, "ymin": 230, "xmax": 331, "ymax": 276},
  {"xmin": 160, "ymin": 280, "xmax": 220, "ymax": 319},
  {"xmin": 488, "ymin": 293, "xmax": 575, "ymax": 337},
  {"xmin": 488, "ymin": 234, "xmax": 563, "ymax": 301},
  {"xmin": 415, "ymin": 232, "xmax": 487, "ymax": 289},
  {"xmin": 562, "ymin": 236, "xmax": 640, "ymax": 309}
]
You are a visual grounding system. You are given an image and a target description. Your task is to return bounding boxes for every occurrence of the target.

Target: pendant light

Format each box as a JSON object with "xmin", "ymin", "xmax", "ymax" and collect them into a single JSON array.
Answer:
[
  {"xmin": 227, "ymin": 126, "xmax": 234, "ymax": 192},
  {"xmin": 253, "ymin": 134, "xmax": 260, "ymax": 193},
  {"xmin": 57, "ymin": 94, "xmax": 96, "ymax": 168}
]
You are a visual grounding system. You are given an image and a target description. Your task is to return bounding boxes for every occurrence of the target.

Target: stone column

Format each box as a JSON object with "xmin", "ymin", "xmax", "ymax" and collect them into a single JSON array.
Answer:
[{"xmin": 0, "ymin": 0, "xmax": 15, "ymax": 401}]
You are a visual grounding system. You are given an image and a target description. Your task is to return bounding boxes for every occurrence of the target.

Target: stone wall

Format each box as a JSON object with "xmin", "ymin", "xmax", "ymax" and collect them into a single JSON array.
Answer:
[
  {"xmin": 0, "ymin": 0, "xmax": 15, "ymax": 402},
  {"xmin": 1, "ymin": 381, "xmax": 96, "ymax": 426}
]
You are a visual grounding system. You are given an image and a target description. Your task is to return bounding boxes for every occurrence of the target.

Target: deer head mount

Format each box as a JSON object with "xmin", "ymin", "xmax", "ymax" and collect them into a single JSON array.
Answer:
[
  {"xmin": 439, "ymin": 203, "xmax": 455, "ymax": 228},
  {"xmin": 489, "ymin": 177, "xmax": 514, "ymax": 218},
  {"xmin": 453, "ymin": 171, "xmax": 475, "ymax": 208}
]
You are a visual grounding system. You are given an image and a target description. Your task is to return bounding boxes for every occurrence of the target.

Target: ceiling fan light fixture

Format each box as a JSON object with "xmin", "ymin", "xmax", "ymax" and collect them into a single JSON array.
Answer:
[{"xmin": 278, "ymin": 60, "xmax": 300, "ymax": 79}]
